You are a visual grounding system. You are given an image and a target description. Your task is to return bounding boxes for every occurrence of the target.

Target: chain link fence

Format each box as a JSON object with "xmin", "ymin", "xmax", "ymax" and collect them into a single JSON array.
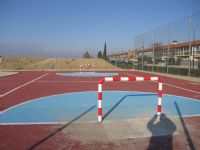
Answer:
[{"xmin": 134, "ymin": 11, "xmax": 200, "ymax": 77}]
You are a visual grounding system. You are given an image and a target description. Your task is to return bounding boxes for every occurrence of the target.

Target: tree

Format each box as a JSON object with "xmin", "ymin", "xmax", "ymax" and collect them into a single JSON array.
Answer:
[
  {"xmin": 97, "ymin": 51, "xmax": 103, "ymax": 58},
  {"xmin": 103, "ymin": 42, "xmax": 107, "ymax": 60},
  {"xmin": 83, "ymin": 51, "xmax": 91, "ymax": 58}
]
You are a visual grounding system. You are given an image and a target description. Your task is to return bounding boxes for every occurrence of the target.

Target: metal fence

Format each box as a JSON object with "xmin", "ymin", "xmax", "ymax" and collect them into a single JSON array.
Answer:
[{"xmin": 134, "ymin": 11, "xmax": 200, "ymax": 77}]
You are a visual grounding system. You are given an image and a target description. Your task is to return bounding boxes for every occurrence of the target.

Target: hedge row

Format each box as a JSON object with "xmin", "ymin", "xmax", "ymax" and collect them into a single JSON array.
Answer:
[
  {"xmin": 112, "ymin": 62, "xmax": 200, "ymax": 77},
  {"xmin": 142, "ymin": 66, "xmax": 200, "ymax": 77},
  {"xmin": 114, "ymin": 62, "xmax": 133, "ymax": 69}
]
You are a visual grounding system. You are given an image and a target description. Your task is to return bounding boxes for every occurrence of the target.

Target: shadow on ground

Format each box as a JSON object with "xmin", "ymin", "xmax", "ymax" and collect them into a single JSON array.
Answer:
[
  {"xmin": 27, "ymin": 105, "xmax": 96, "ymax": 150},
  {"xmin": 147, "ymin": 101, "xmax": 197, "ymax": 150},
  {"xmin": 102, "ymin": 93, "xmax": 157, "ymax": 121},
  {"xmin": 147, "ymin": 114, "xmax": 176, "ymax": 150}
]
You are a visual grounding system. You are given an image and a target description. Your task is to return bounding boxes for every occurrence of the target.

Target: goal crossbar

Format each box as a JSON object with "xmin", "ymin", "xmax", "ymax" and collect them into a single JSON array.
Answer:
[{"xmin": 98, "ymin": 76, "xmax": 163, "ymax": 122}]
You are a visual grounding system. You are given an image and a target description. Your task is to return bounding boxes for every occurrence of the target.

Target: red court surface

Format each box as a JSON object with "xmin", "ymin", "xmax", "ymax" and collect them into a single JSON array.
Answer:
[{"xmin": 0, "ymin": 70, "xmax": 200, "ymax": 150}]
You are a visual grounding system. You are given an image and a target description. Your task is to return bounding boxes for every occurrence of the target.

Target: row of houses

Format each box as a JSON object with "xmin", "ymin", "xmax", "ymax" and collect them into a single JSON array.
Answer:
[{"xmin": 108, "ymin": 40, "xmax": 200, "ymax": 68}]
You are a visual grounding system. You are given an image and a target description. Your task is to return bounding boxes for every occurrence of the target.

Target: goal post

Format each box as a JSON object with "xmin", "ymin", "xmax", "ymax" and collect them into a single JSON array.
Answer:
[
  {"xmin": 79, "ymin": 63, "xmax": 95, "ymax": 71},
  {"xmin": 97, "ymin": 76, "xmax": 163, "ymax": 122}
]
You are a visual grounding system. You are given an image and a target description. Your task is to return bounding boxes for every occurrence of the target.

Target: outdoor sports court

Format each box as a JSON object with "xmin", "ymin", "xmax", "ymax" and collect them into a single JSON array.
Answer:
[{"xmin": 0, "ymin": 70, "xmax": 200, "ymax": 149}]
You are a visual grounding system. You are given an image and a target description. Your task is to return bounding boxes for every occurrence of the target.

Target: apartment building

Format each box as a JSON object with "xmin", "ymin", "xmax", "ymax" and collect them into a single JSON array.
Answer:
[{"xmin": 108, "ymin": 40, "xmax": 200, "ymax": 68}]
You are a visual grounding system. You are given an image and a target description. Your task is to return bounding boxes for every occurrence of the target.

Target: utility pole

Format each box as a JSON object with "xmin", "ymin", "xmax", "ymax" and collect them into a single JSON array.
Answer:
[
  {"xmin": 152, "ymin": 31, "xmax": 155, "ymax": 72},
  {"xmin": 167, "ymin": 23, "xmax": 170, "ymax": 74},
  {"xmin": 192, "ymin": 27, "xmax": 195, "ymax": 69},
  {"xmin": 142, "ymin": 33, "xmax": 144, "ymax": 70},
  {"xmin": 188, "ymin": 12, "xmax": 192, "ymax": 77}
]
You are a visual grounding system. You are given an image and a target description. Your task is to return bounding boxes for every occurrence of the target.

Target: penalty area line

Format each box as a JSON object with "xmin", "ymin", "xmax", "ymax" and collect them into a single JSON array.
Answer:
[{"xmin": 0, "ymin": 73, "xmax": 49, "ymax": 98}]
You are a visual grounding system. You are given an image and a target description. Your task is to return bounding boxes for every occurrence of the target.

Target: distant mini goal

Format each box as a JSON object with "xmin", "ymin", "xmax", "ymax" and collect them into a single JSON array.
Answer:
[{"xmin": 79, "ymin": 63, "xmax": 95, "ymax": 71}]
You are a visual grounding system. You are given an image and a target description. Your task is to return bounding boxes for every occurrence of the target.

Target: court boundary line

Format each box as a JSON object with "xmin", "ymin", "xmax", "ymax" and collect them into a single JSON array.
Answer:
[
  {"xmin": 0, "ymin": 90, "xmax": 199, "ymax": 114},
  {"xmin": 163, "ymin": 83, "xmax": 200, "ymax": 94},
  {"xmin": 34, "ymin": 80, "xmax": 98, "ymax": 83},
  {"xmin": 0, "ymin": 73, "xmax": 49, "ymax": 97},
  {"xmin": 124, "ymin": 72, "xmax": 200, "ymax": 94},
  {"xmin": 1, "ymin": 114, "xmax": 200, "ymax": 126}
]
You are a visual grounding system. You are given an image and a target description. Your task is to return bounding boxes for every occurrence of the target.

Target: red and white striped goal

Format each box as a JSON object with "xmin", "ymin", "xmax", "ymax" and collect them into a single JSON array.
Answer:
[
  {"xmin": 98, "ymin": 76, "xmax": 163, "ymax": 122},
  {"xmin": 79, "ymin": 63, "xmax": 95, "ymax": 71}
]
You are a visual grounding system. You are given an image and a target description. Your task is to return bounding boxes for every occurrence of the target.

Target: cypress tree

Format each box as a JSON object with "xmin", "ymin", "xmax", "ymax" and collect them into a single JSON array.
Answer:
[{"xmin": 103, "ymin": 42, "xmax": 107, "ymax": 60}]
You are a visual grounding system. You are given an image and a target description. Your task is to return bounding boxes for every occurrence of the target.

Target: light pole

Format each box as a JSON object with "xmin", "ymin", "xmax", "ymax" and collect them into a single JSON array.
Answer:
[
  {"xmin": 192, "ymin": 27, "xmax": 195, "ymax": 69},
  {"xmin": 167, "ymin": 23, "xmax": 170, "ymax": 74},
  {"xmin": 152, "ymin": 31, "xmax": 155, "ymax": 72},
  {"xmin": 142, "ymin": 33, "xmax": 144, "ymax": 70},
  {"xmin": 188, "ymin": 12, "xmax": 192, "ymax": 77}
]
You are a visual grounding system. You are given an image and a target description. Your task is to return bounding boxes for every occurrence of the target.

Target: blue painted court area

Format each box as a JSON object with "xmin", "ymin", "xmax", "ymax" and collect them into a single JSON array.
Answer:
[
  {"xmin": 0, "ymin": 91, "xmax": 200, "ymax": 124},
  {"xmin": 56, "ymin": 72, "xmax": 118, "ymax": 77}
]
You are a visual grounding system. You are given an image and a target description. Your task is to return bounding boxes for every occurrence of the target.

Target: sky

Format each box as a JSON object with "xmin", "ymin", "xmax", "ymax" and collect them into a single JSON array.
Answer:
[{"xmin": 0, "ymin": 0, "xmax": 200, "ymax": 57}]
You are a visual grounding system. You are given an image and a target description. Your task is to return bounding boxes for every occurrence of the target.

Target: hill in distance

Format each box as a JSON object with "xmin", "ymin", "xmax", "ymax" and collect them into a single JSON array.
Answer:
[{"xmin": 0, "ymin": 57, "xmax": 118, "ymax": 70}]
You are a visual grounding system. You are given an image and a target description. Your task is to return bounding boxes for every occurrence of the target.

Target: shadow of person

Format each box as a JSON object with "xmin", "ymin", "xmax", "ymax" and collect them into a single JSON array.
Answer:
[{"xmin": 147, "ymin": 114, "xmax": 176, "ymax": 150}]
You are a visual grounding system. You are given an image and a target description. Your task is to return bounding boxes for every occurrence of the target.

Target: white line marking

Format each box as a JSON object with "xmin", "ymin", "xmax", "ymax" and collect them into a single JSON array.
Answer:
[
  {"xmin": 0, "ymin": 122, "xmax": 68, "ymax": 125},
  {"xmin": 41, "ymin": 72, "xmax": 200, "ymax": 94},
  {"xmin": 0, "ymin": 91, "xmax": 97, "ymax": 114},
  {"xmin": 163, "ymin": 82, "xmax": 200, "ymax": 94},
  {"xmin": 124, "ymin": 72, "xmax": 200, "ymax": 94},
  {"xmin": 1, "ymin": 113, "xmax": 200, "ymax": 126},
  {"xmin": 124, "ymin": 72, "xmax": 136, "ymax": 76},
  {"xmin": 0, "ymin": 73, "xmax": 49, "ymax": 97},
  {"xmin": 0, "ymin": 90, "xmax": 200, "ymax": 125},
  {"xmin": 34, "ymin": 80, "xmax": 98, "ymax": 83},
  {"xmin": 1, "ymin": 90, "xmax": 199, "ymax": 115}
]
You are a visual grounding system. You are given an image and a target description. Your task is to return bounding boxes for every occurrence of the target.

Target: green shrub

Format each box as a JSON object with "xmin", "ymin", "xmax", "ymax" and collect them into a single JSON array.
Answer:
[
  {"xmin": 115, "ymin": 62, "xmax": 133, "ymax": 69},
  {"xmin": 112, "ymin": 62, "xmax": 200, "ymax": 77},
  {"xmin": 144, "ymin": 65, "xmax": 200, "ymax": 77}
]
